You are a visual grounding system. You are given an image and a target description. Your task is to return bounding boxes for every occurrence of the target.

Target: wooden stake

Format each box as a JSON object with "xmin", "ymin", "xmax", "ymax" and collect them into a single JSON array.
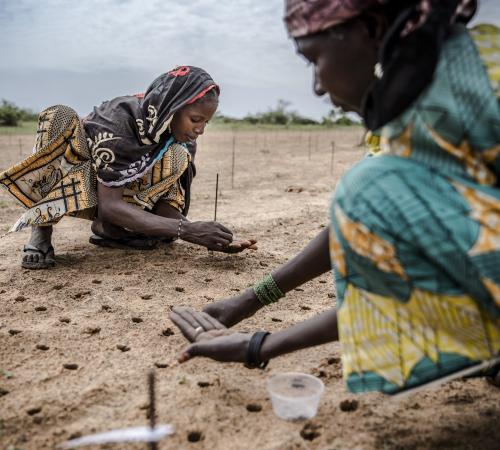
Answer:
[
  {"xmin": 148, "ymin": 371, "xmax": 158, "ymax": 450},
  {"xmin": 330, "ymin": 141, "xmax": 335, "ymax": 176},
  {"xmin": 214, "ymin": 173, "xmax": 219, "ymax": 222},
  {"xmin": 231, "ymin": 135, "xmax": 236, "ymax": 189}
]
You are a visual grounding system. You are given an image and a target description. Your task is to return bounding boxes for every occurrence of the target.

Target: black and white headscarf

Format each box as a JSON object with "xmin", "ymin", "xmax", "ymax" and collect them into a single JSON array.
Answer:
[{"xmin": 84, "ymin": 66, "xmax": 219, "ymax": 186}]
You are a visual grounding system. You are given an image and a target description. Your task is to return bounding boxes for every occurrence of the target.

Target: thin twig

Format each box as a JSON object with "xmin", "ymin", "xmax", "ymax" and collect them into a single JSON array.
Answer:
[
  {"xmin": 148, "ymin": 371, "xmax": 157, "ymax": 450},
  {"xmin": 214, "ymin": 173, "xmax": 219, "ymax": 222},
  {"xmin": 231, "ymin": 135, "xmax": 236, "ymax": 189},
  {"xmin": 330, "ymin": 141, "xmax": 335, "ymax": 176}
]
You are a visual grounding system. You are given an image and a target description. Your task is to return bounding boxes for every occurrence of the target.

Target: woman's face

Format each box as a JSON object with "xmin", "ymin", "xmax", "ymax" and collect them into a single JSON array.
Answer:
[
  {"xmin": 170, "ymin": 99, "xmax": 218, "ymax": 144},
  {"xmin": 295, "ymin": 17, "xmax": 381, "ymax": 114}
]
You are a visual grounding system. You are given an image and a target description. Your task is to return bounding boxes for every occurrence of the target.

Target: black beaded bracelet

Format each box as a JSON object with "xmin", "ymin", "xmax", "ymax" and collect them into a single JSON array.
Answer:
[{"xmin": 245, "ymin": 331, "xmax": 270, "ymax": 369}]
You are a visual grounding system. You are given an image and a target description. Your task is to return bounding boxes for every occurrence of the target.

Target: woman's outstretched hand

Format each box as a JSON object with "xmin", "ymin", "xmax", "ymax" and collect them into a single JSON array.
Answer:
[
  {"xmin": 181, "ymin": 221, "xmax": 257, "ymax": 253},
  {"xmin": 170, "ymin": 306, "xmax": 252, "ymax": 363},
  {"xmin": 203, "ymin": 289, "xmax": 264, "ymax": 327}
]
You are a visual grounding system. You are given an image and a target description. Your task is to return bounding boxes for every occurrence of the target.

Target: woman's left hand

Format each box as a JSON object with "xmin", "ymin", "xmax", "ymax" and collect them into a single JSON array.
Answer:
[{"xmin": 170, "ymin": 307, "xmax": 251, "ymax": 363}]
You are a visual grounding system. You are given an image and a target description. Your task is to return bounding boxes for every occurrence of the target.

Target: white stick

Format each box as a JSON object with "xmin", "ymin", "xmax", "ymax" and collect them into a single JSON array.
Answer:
[{"xmin": 59, "ymin": 425, "xmax": 175, "ymax": 448}]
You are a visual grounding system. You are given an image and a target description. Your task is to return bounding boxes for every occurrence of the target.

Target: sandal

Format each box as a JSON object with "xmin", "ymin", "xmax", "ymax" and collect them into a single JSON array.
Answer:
[
  {"xmin": 21, "ymin": 244, "xmax": 56, "ymax": 269},
  {"xmin": 89, "ymin": 235, "xmax": 159, "ymax": 250}
]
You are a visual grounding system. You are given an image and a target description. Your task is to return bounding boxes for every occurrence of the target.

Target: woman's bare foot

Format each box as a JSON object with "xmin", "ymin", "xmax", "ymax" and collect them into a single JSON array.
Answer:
[{"xmin": 22, "ymin": 226, "xmax": 55, "ymax": 269}]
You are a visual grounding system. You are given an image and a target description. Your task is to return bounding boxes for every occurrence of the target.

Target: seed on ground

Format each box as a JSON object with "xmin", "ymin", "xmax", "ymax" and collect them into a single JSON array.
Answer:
[
  {"xmin": 92, "ymin": 279, "xmax": 102, "ymax": 284},
  {"xmin": 162, "ymin": 328, "xmax": 174, "ymax": 337},
  {"xmin": 117, "ymin": 344, "xmax": 130, "ymax": 352},
  {"xmin": 246, "ymin": 403, "xmax": 262, "ymax": 412},
  {"xmin": 154, "ymin": 362, "xmax": 169, "ymax": 369},
  {"xmin": 175, "ymin": 287, "xmax": 185, "ymax": 293},
  {"xmin": 197, "ymin": 381, "xmax": 210, "ymax": 388},
  {"xmin": 300, "ymin": 305, "xmax": 311, "ymax": 311},
  {"xmin": 101, "ymin": 305, "xmax": 111, "ymax": 311},
  {"xmin": 59, "ymin": 317, "xmax": 71, "ymax": 323},
  {"xmin": 36, "ymin": 344, "xmax": 49, "ymax": 351},
  {"xmin": 187, "ymin": 431, "xmax": 204, "ymax": 443},
  {"xmin": 113, "ymin": 286, "xmax": 123, "ymax": 292},
  {"xmin": 131, "ymin": 317, "xmax": 143, "ymax": 323},
  {"xmin": 8, "ymin": 329, "xmax": 22, "ymax": 335},
  {"xmin": 84, "ymin": 327, "xmax": 101, "ymax": 335},
  {"xmin": 0, "ymin": 387, "xmax": 9, "ymax": 396},
  {"xmin": 27, "ymin": 406, "xmax": 42, "ymax": 415},
  {"xmin": 14, "ymin": 295, "xmax": 26, "ymax": 302},
  {"xmin": 52, "ymin": 284, "xmax": 64, "ymax": 290},
  {"xmin": 271, "ymin": 317, "xmax": 282, "ymax": 322},
  {"xmin": 141, "ymin": 294, "xmax": 153, "ymax": 300},
  {"xmin": 339, "ymin": 399, "xmax": 359, "ymax": 412},
  {"xmin": 35, "ymin": 306, "xmax": 47, "ymax": 312},
  {"xmin": 300, "ymin": 422, "xmax": 321, "ymax": 441},
  {"xmin": 63, "ymin": 363, "xmax": 79, "ymax": 370}
]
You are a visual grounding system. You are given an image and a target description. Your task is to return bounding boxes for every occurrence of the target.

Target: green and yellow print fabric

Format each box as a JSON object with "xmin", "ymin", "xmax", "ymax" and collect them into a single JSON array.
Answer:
[
  {"xmin": 330, "ymin": 25, "xmax": 500, "ymax": 394},
  {"xmin": 471, "ymin": 23, "xmax": 500, "ymax": 98}
]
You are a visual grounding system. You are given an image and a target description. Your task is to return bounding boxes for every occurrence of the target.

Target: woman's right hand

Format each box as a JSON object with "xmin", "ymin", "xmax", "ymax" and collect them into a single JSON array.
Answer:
[
  {"xmin": 181, "ymin": 220, "xmax": 234, "ymax": 250},
  {"xmin": 203, "ymin": 288, "xmax": 264, "ymax": 327}
]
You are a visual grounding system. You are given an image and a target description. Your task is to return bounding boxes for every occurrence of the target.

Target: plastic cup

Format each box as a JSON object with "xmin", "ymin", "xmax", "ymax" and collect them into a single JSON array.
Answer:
[{"xmin": 267, "ymin": 372, "xmax": 325, "ymax": 421}]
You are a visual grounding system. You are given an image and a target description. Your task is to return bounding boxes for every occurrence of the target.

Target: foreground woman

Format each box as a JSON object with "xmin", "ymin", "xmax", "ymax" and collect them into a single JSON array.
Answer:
[
  {"xmin": 0, "ymin": 66, "xmax": 256, "ymax": 269},
  {"xmin": 171, "ymin": 0, "xmax": 500, "ymax": 394}
]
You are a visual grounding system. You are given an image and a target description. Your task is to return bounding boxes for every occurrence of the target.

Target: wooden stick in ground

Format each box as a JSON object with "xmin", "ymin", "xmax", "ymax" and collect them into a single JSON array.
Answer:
[
  {"xmin": 330, "ymin": 141, "xmax": 335, "ymax": 176},
  {"xmin": 214, "ymin": 173, "xmax": 219, "ymax": 222},
  {"xmin": 231, "ymin": 134, "xmax": 236, "ymax": 189},
  {"xmin": 148, "ymin": 371, "xmax": 158, "ymax": 450}
]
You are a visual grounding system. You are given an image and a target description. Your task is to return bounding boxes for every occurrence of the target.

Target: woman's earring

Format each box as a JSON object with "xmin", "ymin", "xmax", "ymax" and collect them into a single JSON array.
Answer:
[{"xmin": 374, "ymin": 62, "xmax": 384, "ymax": 79}]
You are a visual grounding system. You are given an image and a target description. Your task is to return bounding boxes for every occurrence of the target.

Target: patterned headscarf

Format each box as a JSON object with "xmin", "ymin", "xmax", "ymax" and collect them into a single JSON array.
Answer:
[
  {"xmin": 284, "ymin": 0, "xmax": 477, "ymax": 129},
  {"xmin": 84, "ymin": 66, "xmax": 219, "ymax": 186}
]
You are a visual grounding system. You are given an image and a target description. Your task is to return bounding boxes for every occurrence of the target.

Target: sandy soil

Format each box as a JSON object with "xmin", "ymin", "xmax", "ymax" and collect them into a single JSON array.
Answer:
[{"xmin": 0, "ymin": 128, "xmax": 498, "ymax": 450}]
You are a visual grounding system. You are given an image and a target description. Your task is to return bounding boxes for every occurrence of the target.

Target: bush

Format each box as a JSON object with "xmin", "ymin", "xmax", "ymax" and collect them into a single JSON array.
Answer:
[{"xmin": 0, "ymin": 100, "xmax": 38, "ymax": 126}]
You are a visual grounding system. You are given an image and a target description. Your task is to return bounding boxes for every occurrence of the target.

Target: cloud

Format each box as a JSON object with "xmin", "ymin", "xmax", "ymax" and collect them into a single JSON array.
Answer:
[{"xmin": 0, "ymin": 0, "xmax": 498, "ymax": 120}]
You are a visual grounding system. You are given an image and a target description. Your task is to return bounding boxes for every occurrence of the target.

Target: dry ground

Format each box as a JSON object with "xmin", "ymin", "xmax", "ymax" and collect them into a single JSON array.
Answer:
[{"xmin": 0, "ymin": 128, "xmax": 498, "ymax": 450}]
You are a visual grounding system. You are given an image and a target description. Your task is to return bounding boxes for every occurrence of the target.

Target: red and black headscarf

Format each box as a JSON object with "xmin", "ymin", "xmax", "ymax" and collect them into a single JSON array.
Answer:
[
  {"xmin": 285, "ymin": 0, "xmax": 477, "ymax": 129},
  {"xmin": 84, "ymin": 66, "xmax": 219, "ymax": 186}
]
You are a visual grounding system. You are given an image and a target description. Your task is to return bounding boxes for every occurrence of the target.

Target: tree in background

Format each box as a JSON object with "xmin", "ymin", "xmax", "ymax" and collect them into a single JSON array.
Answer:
[{"xmin": 0, "ymin": 100, "xmax": 38, "ymax": 127}]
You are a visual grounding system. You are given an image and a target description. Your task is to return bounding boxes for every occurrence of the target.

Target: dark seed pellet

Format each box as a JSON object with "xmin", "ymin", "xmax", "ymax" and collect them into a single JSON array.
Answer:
[
  {"xmin": 246, "ymin": 403, "xmax": 262, "ymax": 412},
  {"xmin": 36, "ymin": 344, "xmax": 49, "ymax": 351},
  {"xmin": 63, "ymin": 363, "xmax": 79, "ymax": 370},
  {"xmin": 27, "ymin": 407, "xmax": 42, "ymax": 415},
  {"xmin": 339, "ymin": 399, "xmax": 359, "ymax": 412},
  {"xmin": 187, "ymin": 431, "xmax": 204, "ymax": 443},
  {"xmin": 131, "ymin": 317, "xmax": 143, "ymax": 323},
  {"xmin": 117, "ymin": 345, "xmax": 130, "ymax": 352}
]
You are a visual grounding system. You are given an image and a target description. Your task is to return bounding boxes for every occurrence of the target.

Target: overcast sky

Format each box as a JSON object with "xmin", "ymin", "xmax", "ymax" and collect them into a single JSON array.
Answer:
[{"xmin": 0, "ymin": 0, "xmax": 498, "ymax": 120}]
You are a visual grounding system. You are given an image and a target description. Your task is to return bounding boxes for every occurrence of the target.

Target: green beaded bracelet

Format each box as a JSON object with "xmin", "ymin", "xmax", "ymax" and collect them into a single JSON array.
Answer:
[{"xmin": 252, "ymin": 274, "xmax": 285, "ymax": 306}]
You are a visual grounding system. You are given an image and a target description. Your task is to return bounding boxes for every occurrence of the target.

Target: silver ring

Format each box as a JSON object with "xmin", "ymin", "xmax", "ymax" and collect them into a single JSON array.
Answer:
[{"xmin": 194, "ymin": 326, "xmax": 204, "ymax": 336}]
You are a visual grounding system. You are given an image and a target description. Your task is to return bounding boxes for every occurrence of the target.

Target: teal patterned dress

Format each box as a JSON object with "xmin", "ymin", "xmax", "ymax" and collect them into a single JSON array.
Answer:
[{"xmin": 330, "ymin": 24, "xmax": 500, "ymax": 394}]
